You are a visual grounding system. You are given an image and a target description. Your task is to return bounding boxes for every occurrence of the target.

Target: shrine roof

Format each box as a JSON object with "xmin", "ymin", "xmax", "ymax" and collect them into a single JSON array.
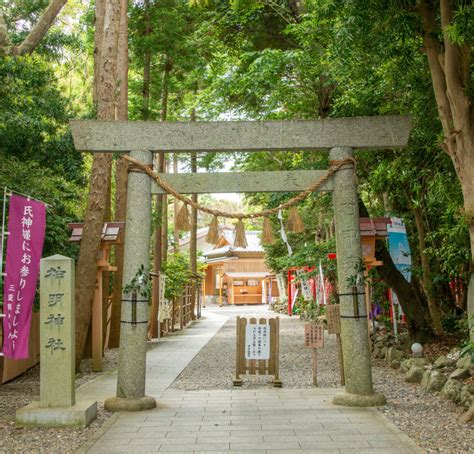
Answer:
[{"xmin": 68, "ymin": 222, "xmax": 125, "ymax": 243}]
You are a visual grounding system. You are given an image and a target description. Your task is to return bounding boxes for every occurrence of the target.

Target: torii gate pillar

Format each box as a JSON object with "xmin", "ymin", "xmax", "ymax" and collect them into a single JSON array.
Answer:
[
  {"xmin": 104, "ymin": 149, "xmax": 156, "ymax": 412},
  {"xmin": 330, "ymin": 146, "xmax": 386, "ymax": 407}
]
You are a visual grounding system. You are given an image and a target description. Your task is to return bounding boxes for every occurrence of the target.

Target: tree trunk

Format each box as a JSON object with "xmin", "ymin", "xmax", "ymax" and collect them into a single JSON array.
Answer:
[
  {"xmin": 75, "ymin": 0, "xmax": 120, "ymax": 370},
  {"xmin": 92, "ymin": 0, "xmax": 105, "ymax": 109},
  {"xmin": 148, "ymin": 153, "xmax": 165, "ymax": 339},
  {"xmin": 190, "ymin": 152, "xmax": 198, "ymax": 319},
  {"xmin": 141, "ymin": 0, "xmax": 151, "ymax": 121},
  {"xmin": 10, "ymin": 0, "xmax": 67, "ymax": 56},
  {"xmin": 189, "ymin": 108, "xmax": 198, "ymax": 318},
  {"xmin": 108, "ymin": 0, "xmax": 129, "ymax": 349},
  {"xmin": 160, "ymin": 60, "xmax": 171, "ymax": 265},
  {"xmin": 173, "ymin": 153, "xmax": 180, "ymax": 252},
  {"xmin": 0, "ymin": 13, "xmax": 11, "ymax": 55},
  {"xmin": 464, "ymin": 180, "xmax": 474, "ymax": 341},
  {"xmin": 412, "ymin": 205, "xmax": 444, "ymax": 335},
  {"xmin": 360, "ymin": 200, "xmax": 433, "ymax": 341},
  {"xmin": 148, "ymin": 57, "xmax": 171, "ymax": 338},
  {"xmin": 101, "ymin": 169, "xmax": 112, "ymax": 345},
  {"xmin": 418, "ymin": 0, "xmax": 473, "ymax": 339},
  {"xmin": 376, "ymin": 244, "xmax": 434, "ymax": 342},
  {"xmin": 161, "ymin": 158, "xmax": 168, "ymax": 264}
]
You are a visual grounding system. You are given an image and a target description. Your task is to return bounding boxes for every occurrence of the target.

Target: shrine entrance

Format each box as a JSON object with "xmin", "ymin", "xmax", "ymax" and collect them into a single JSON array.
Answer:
[{"xmin": 70, "ymin": 115, "xmax": 411, "ymax": 411}]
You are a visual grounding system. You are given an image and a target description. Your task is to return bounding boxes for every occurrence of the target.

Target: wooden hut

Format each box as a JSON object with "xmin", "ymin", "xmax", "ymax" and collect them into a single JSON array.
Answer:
[{"xmin": 203, "ymin": 230, "xmax": 278, "ymax": 305}]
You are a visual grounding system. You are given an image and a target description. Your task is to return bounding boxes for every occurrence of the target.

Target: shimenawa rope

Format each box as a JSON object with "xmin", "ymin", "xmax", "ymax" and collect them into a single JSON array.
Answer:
[{"xmin": 123, "ymin": 155, "xmax": 356, "ymax": 220}]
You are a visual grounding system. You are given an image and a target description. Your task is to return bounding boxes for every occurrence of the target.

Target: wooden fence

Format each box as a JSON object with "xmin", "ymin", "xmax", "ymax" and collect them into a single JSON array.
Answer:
[
  {"xmin": 0, "ymin": 311, "xmax": 40, "ymax": 384},
  {"xmin": 162, "ymin": 280, "xmax": 203, "ymax": 335}
]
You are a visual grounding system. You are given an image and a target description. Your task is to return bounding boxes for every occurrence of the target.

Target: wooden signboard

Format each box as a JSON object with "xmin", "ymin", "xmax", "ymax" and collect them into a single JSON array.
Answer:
[
  {"xmin": 327, "ymin": 304, "xmax": 341, "ymax": 335},
  {"xmin": 234, "ymin": 317, "xmax": 281, "ymax": 387},
  {"xmin": 304, "ymin": 323, "xmax": 324, "ymax": 386},
  {"xmin": 304, "ymin": 323, "xmax": 324, "ymax": 349}
]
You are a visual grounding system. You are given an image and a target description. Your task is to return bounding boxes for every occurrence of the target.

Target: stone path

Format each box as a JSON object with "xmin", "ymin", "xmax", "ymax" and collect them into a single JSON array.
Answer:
[
  {"xmin": 77, "ymin": 306, "xmax": 421, "ymax": 453},
  {"xmin": 76, "ymin": 310, "xmax": 228, "ymax": 403}
]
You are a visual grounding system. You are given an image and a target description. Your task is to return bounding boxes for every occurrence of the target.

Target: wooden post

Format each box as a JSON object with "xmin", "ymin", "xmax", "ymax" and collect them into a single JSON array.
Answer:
[
  {"xmin": 327, "ymin": 304, "xmax": 344, "ymax": 386},
  {"xmin": 180, "ymin": 295, "xmax": 184, "ymax": 330},
  {"xmin": 92, "ymin": 266, "xmax": 103, "ymax": 372},
  {"xmin": 231, "ymin": 278, "xmax": 234, "ymax": 305},
  {"xmin": 202, "ymin": 275, "xmax": 206, "ymax": 308},
  {"xmin": 364, "ymin": 272, "xmax": 372, "ymax": 349},
  {"xmin": 91, "ymin": 243, "xmax": 117, "ymax": 371},
  {"xmin": 312, "ymin": 349, "xmax": 318, "ymax": 386},
  {"xmin": 248, "ymin": 318, "xmax": 257, "ymax": 376},
  {"xmin": 219, "ymin": 273, "xmax": 223, "ymax": 307},
  {"xmin": 171, "ymin": 298, "xmax": 176, "ymax": 332},
  {"xmin": 258, "ymin": 317, "xmax": 267, "ymax": 375},
  {"xmin": 234, "ymin": 316, "xmax": 244, "ymax": 386},
  {"xmin": 337, "ymin": 333, "xmax": 345, "ymax": 386},
  {"xmin": 304, "ymin": 322, "xmax": 324, "ymax": 386},
  {"xmin": 273, "ymin": 317, "xmax": 282, "ymax": 387}
]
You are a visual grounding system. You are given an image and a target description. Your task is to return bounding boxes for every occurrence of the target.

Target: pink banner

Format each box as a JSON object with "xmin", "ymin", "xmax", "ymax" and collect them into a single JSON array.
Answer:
[{"xmin": 2, "ymin": 195, "xmax": 46, "ymax": 359}]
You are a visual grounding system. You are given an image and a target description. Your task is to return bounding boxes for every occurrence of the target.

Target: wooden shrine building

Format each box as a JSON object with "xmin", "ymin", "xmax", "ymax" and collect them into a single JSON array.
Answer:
[{"xmin": 203, "ymin": 230, "xmax": 278, "ymax": 305}]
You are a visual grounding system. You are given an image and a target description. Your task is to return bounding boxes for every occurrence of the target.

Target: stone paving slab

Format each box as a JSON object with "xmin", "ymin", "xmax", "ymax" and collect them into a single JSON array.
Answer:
[
  {"xmin": 76, "ymin": 306, "xmax": 421, "ymax": 454},
  {"xmin": 80, "ymin": 389, "xmax": 421, "ymax": 453},
  {"xmin": 76, "ymin": 311, "xmax": 228, "ymax": 403}
]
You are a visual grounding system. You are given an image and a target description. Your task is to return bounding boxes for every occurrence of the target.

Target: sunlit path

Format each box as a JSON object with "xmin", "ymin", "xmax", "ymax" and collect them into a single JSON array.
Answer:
[{"xmin": 77, "ymin": 304, "xmax": 420, "ymax": 453}]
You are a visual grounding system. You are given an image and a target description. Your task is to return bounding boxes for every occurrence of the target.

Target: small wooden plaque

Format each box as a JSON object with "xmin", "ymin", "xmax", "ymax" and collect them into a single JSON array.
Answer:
[
  {"xmin": 304, "ymin": 323, "xmax": 324, "ymax": 349},
  {"xmin": 327, "ymin": 304, "xmax": 341, "ymax": 335}
]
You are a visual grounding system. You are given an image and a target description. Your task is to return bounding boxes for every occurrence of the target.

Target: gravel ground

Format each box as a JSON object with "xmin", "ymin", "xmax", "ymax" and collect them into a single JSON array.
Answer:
[
  {"xmin": 171, "ymin": 305, "xmax": 473, "ymax": 454},
  {"xmin": 172, "ymin": 305, "xmax": 342, "ymax": 389},
  {"xmin": 0, "ymin": 342, "xmax": 157, "ymax": 453},
  {"xmin": 373, "ymin": 360, "xmax": 474, "ymax": 454}
]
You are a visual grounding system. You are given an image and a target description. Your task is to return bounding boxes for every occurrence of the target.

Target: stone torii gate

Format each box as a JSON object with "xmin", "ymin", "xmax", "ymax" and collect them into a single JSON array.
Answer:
[{"xmin": 70, "ymin": 115, "xmax": 412, "ymax": 411}]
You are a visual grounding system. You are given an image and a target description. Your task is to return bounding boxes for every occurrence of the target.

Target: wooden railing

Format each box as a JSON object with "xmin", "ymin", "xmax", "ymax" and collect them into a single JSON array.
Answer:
[{"xmin": 161, "ymin": 280, "xmax": 203, "ymax": 335}]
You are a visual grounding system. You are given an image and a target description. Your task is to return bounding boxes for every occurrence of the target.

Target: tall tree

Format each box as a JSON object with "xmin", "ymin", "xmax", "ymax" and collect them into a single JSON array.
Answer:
[
  {"xmin": 75, "ymin": 0, "xmax": 122, "ymax": 368},
  {"xmin": 108, "ymin": 0, "xmax": 129, "ymax": 348},
  {"xmin": 417, "ymin": 0, "xmax": 473, "ymax": 339},
  {"xmin": 189, "ymin": 109, "xmax": 198, "ymax": 318}
]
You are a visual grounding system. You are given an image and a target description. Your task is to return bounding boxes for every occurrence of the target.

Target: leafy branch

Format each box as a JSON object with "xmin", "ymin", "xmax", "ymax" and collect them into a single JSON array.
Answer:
[{"xmin": 123, "ymin": 264, "xmax": 151, "ymax": 300}]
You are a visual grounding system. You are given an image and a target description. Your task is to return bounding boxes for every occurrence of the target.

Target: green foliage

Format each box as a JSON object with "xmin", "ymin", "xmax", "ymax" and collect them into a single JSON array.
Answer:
[
  {"xmin": 0, "ymin": 57, "xmax": 84, "ymax": 184},
  {"xmin": 1, "ymin": 0, "xmax": 471, "ymax": 339},
  {"xmin": 459, "ymin": 316, "xmax": 474, "ymax": 362},
  {"xmin": 441, "ymin": 311, "xmax": 467, "ymax": 337},
  {"xmin": 163, "ymin": 252, "xmax": 193, "ymax": 300},
  {"xmin": 0, "ymin": 153, "xmax": 84, "ymax": 259},
  {"xmin": 123, "ymin": 264, "xmax": 152, "ymax": 300}
]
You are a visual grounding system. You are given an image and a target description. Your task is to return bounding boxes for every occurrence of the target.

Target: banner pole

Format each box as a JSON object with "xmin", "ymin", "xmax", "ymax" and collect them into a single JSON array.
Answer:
[
  {"xmin": 0, "ymin": 187, "xmax": 7, "ymax": 356},
  {"xmin": 5, "ymin": 188, "xmax": 52, "ymax": 208},
  {"xmin": 0, "ymin": 187, "xmax": 7, "ymax": 288}
]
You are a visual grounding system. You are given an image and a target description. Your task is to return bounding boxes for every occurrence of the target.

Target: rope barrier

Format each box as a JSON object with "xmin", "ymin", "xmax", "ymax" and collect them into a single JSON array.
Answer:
[{"xmin": 123, "ymin": 155, "xmax": 356, "ymax": 220}]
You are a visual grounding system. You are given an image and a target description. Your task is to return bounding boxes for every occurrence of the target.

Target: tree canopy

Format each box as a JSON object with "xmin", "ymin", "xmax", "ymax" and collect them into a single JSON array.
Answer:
[{"xmin": 0, "ymin": 0, "xmax": 472, "ymax": 343}]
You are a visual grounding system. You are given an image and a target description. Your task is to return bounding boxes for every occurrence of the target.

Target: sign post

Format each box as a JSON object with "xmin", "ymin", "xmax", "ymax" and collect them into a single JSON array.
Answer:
[
  {"xmin": 16, "ymin": 255, "xmax": 97, "ymax": 427},
  {"xmin": 327, "ymin": 304, "xmax": 345, "ymax": 385},
  {"xmin": 304, "ymin": 323, "xmax": 324, "ymax": 386}
]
